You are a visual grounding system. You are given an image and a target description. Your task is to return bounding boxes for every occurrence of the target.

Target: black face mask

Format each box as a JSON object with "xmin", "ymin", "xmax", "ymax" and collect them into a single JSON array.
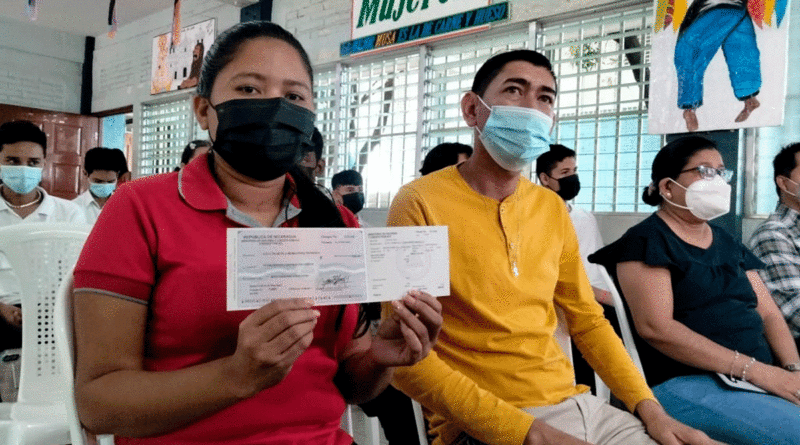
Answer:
[
  {"xmin": 555, "ymin": 174, "xmax": 580, "ymax": 201},
  {"xmin": 211, "ymin": 98, "xmax": 315, "ymax": 181},
  {"xmin": 341, "ymin": 192, "xmax": 365, "ymax": 214}
]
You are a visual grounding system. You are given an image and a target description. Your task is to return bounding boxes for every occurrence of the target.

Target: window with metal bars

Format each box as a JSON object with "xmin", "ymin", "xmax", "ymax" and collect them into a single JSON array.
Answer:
[
  {"xmin": 424, "ymin": 28, "xmax": 530, "ymax": 149},
  {"xmin": 539, "ymin": 5, "xmax": 662, "ymax": 213},
  {"xmin": 316, "ymin": 55, "xmax": 422, "ymax": 208},
  {"xmin": 314, "ymin": 4, "xmax": 662, "ymax": 212},
  {"xmin": 138, "ymin": 97, "xmax": 194, "ymax": 176}
]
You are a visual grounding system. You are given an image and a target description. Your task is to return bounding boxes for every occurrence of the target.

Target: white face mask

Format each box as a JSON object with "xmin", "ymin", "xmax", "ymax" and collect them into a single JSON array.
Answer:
[
  {"xmin": 782, "ymin": 177, "xmax": 799, "ymax": 198},
  {"xmin": 663, "ymin": 176, "xmax": 731, "ymax": 220}
]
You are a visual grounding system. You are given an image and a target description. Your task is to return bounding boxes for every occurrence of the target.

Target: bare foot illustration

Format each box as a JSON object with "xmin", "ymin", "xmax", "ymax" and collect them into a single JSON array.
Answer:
[
  {"xmin": 683, "ymin": 109, "xmax": 699, "ymax": 132},
  {"xmin": 735, "ymin": 96, "xmax": 760, "ymax": 122}
]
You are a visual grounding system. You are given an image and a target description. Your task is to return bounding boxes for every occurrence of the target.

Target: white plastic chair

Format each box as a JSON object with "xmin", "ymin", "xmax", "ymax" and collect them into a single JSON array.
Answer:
[
  {"xmin": 53, "ymin": 273, "xmax": 114, "ymax": 445},
  {"xmin": 0, "ymin": 222, "xmax": 91, "ymax": 445},
  {"xmin": 593, "ymin": 266, "xmax": 645, "ymax": 401},
  {"xmin": 343, "ymin": 404, "xmax": 381, "ymax": 445}
]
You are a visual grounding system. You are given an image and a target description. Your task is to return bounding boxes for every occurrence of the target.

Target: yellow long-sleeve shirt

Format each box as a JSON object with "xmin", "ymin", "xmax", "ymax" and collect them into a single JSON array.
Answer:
[{"xmin": 386, "ymin": 166, "xmax": 655, "ymax": 445}]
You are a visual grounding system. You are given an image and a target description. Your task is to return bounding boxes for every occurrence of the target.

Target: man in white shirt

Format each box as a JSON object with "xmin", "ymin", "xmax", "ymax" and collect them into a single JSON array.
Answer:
[
  {"xmin": 72, "ymin": 147, "xmax": 126, "ymax": 224},
  {"xmin": 0, "ymin": 120, "xmax": 86, "ymax": 352},
  {"xmin": 536, "ymin": 144, "xmax": 611, "ymax": 304}
]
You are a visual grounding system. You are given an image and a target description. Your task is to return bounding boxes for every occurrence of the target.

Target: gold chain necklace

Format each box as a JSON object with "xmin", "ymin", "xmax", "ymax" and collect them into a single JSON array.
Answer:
[{"xmin": 1, "ymin": 189, "xmax": 42, "ymax": 209}]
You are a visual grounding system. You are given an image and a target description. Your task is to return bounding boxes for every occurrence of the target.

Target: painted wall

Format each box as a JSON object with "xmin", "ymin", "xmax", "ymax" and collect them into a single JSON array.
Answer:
[
  {"xmin": 91, "ymin": 0, "xmax": 240, "ymax": 113},
  {"xmin": 0, "ymin": 17, "xmax": 85, "ymax": 113},
  {"xmin": 273, "ymin": 0, "xmax": 621, "ymax": 66}
]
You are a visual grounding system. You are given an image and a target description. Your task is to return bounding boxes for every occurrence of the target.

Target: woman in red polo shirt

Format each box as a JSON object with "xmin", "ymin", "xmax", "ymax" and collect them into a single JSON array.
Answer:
[{"xmin": 71, "ymin": 21, "xmax": 442, "ymax": 445}]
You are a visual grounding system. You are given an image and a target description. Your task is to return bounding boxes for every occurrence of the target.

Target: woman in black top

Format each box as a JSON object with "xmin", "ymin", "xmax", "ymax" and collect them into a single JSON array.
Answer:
[{"xmin": 590, "ymin": 136, "xmax": 800, "ymax": 445}]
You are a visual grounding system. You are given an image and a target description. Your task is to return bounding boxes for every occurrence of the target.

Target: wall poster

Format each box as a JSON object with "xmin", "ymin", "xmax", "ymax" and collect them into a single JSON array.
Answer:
[
  {"xmin": 151, "ymin": 18, "xmax": 215, "ymax": 95},
  {"xmin": 648, "ymin": 0, "xmax": 790, "ymax": 134}
]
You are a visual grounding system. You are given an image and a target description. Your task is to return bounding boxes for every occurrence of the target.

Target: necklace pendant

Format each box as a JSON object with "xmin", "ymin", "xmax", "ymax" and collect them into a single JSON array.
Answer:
[{"xmin": 512, "ymin": 264, "xmax": 519, "ymax": 277}]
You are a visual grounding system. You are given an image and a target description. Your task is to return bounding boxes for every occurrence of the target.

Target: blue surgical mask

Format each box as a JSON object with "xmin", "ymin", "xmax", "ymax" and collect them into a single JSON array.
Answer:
[
  {"xmin": 1, "ymin": 165, "xmax": 42, "ymax": 195},
  {"xmin": 476, "ymin": 96, "xmax": 554, "ymax": 171},
  {"xmin": 90, "ymin": 181, "xmax": 116, "ymax": 198}
]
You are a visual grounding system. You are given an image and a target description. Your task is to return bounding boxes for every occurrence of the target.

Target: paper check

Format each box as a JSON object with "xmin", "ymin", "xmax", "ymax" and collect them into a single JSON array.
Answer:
[{"xmin": 227, "ymin": 226, "xmax": 449, "ymax": 310}]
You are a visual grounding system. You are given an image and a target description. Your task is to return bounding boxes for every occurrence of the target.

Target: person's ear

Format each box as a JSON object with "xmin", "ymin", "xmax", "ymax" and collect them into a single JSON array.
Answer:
[
  {"xmin": 658, "ymin": 177, "xmax": 673, "ymax": 199},
  {"xmin": 461, "ymin": 92, "xmax": 481, "ymax": 128},
  {"xmin": 194, "ymin": 96, "xmax": 211, "ymax": 130},
  {"xmin": 777, "ymin": 176, "xmax": 793, "ymax": 196},
  {"xmin": 538, "ymin": 172, "xmax": 549, "ymax": 186}
]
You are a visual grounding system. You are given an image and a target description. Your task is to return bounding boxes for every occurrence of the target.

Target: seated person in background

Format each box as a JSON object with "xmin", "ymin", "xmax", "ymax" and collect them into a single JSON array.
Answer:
[
  {"xmin": 176, "ymin": 140, "xmax": 212, "ymax": 171},
  {"xmin": 109, "ymin": 148, "xmax": 131, "ymax": 184},
  {"xmin": 419, "ymin": 142, "xmax": 472, "ymax": 176},
  {"xmin": 299, "ymin": 128, "xmax": 326, "ymax": 181},
  {"xmin": 536, "ymin": 144, "xmax": 612, "ymax": 394},
  {"xmin": 332, "ymin": 169, "xmax": 365, "ymax": 220},
  {"xmin": 590, "ymin": 136, "xmax": 800, "ymax": 445},
  {"xmin": 536, "ymin": 144, "xmax": 611, "ymax": 305},
  {"xmin": 72, "ymin": 21, "xmax": 441, "ymax": 445},
  {"xmin": 386, "ymin": 49, "xmax": 716, "ymax": 445},
  {"xmin": 359, "ymin": 141, "xmax": 474, "ymax": 445},
  {"xmin": 750, "ymin": 142, "xmax": 800, "ymax": 352},
  {"xmin": 0, "ymin": 120, "xmax": 86, "ymax": 353},
  {"xmin": 73, "ymin": 147, "xmax": 127, "ymax": 224}
]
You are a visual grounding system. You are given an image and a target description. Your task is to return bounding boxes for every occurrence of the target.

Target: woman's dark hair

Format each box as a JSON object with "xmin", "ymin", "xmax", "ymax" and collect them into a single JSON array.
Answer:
[
  {"xmin": 180, "ymin": 140, "xmax": 212, "ymax": 165},
  {"xmin": 420, "ymin": 142, "xmax": 473, "ymax": 175},
  {"xmin": 642, "ymin": 136, "xmax": 717, "ymax": 206},
  {"xmin": 197, "ymin": 21, "xmax": 373, "ymax": 335},
  {"xmin": 196, "ymin": 21, "xmax": 314, "ymax": 99}
]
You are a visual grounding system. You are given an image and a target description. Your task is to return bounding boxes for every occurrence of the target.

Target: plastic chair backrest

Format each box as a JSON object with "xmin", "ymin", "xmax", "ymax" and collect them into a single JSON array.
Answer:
[
  {"xmin": 597, "ymin": 266, "xmax": 645, "ymax": 375},
  {"xmin": 554, "ymin": 306, "xmax": 573, "ymax": 366},
  {"xmin": 0, "ymin": 223, "xmax": 91, "ymax": 405},
  {"xmin": 54, "ymin": 273, "xmax": 87, "ymax": 445}
]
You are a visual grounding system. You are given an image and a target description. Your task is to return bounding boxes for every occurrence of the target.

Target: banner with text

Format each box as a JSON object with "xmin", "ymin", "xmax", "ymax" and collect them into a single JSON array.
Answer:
[{"xmin": 342, "ymin": 2, "xmax": 508, "ymax": 57}]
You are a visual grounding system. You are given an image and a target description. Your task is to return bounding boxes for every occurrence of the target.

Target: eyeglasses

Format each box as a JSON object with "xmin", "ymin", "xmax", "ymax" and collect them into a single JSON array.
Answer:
[{"xmin": 680, "ymin": 165, "xmax": 734, "ymax": 183}]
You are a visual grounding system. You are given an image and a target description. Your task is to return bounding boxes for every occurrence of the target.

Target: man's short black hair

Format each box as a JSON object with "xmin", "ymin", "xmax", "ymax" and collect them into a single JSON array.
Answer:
[
  {"xmin": 332, "ymin": 169, "xmax": 362, "ymax": 189},
  {"xmin": 773, "ymin": 142, "xmax": 800, "ymax": 197},
  {"xmin": 536, "ymin": 144, "xmax": 576, "ymax": 177},
  {"xmin": 471, "ymin": 50, "xmax": 557, "ymax": 97},
  {"xmin": 420, "ymin": 143, "xmax": 472, "ymax": 175},
  {"xmin": 0, "ymin": 120, "xmax": 47, "ymax": 157},
  {"xmin": 84, "ymin": 147, "xmax": 126, "ymax": 176}
]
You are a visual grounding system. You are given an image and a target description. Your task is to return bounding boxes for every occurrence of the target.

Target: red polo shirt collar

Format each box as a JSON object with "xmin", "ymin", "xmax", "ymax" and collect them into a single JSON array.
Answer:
[{"xmin": 177, "ymin": 152, "xmax": 301, "ymax": 213}]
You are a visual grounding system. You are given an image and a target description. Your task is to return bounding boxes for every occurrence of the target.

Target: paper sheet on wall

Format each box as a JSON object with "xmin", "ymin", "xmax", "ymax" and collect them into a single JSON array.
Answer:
[{"xmin": 226, "ymin": 226, "xmax": 449, "ymax": 310}]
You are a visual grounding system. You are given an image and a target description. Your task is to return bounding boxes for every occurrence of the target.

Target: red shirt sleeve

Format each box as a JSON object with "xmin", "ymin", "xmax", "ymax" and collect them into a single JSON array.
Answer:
[
  {"xmin": 337, "ymin": 205, "xmax": 360, "ymax": 228},
  {"xmin": 73, "ymin": 185, "xmax": 157, "ymax": 303}
]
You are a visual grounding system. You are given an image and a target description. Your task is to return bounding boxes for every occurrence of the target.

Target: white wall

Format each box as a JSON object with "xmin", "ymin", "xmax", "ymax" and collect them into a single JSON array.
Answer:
[
  {"xmin": 273, "ymin": 0, "xmax": 621, "ymax": 67},
  {"xmin": 91, "ymin": 0, "xmax": 241, "ymax": 113},
  {"xmin": 0, "ymin": 17, "xmax": 85, "ymax": 113}
]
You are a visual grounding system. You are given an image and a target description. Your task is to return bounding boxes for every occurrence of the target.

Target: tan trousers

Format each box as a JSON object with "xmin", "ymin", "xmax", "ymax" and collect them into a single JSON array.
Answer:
[{"xmin": 522, "ymin": 393, "xmax": 657, "ymax": 445}]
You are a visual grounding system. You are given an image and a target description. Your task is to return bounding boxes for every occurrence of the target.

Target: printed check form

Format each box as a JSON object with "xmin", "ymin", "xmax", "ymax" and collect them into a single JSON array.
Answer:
[{"xmin": 227, "ymin": 226, "xmax": 449, "ymax": 310}]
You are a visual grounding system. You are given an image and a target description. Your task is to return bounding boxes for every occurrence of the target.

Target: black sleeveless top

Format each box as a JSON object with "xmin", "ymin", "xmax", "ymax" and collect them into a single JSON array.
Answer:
[{"xmin": 589, "ymin": 214, "xmax": 773, "ymax": 386}]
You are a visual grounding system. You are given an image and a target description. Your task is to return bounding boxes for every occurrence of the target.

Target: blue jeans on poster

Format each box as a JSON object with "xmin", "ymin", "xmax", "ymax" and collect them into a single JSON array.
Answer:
[
  {"xmin": 653, "ymin": 374, "xmax": 800, "ymax": 445},
  {"xmin": 674, "ymin": 7, "xmax": 761, "ymax": 109}
]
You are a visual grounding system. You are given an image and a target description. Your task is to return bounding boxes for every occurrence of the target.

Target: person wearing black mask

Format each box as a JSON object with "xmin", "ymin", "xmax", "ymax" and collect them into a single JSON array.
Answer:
[
  {"xmin": 536, "ymin": 144, "xmax": 610, "ymax": 304},
  {"xmin": 70, "ymin": 21, "xmax": 442, "ymax": 445},
  {"xmin": 535, "ymin": 144, "xmax": 613, "ymax": 395},
  {"xmin": 331, "ymin": 169, "xmax": 365, "ymax": 220}
]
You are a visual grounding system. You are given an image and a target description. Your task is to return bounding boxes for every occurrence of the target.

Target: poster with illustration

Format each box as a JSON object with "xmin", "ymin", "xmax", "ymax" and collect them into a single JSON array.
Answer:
[
  {"xmin": 649, "ymin": 0, "xmax": 790, "ymax": 134},
  {"xmin": 151, "ymin": 19, "xmax": 215, "ymax": 95}
]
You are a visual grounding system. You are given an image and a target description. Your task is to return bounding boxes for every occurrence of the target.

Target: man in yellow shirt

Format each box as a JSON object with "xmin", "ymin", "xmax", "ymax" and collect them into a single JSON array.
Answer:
[{"xmin": 386, "ymin": 50, "xmax": 719, "ymax": 445}]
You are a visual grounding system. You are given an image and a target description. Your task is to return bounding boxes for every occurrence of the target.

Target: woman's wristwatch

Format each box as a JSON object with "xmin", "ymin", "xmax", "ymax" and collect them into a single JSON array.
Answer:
[{"xmin": 784, "ymin": 362, "xmax": 800, "ymax": 371}]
